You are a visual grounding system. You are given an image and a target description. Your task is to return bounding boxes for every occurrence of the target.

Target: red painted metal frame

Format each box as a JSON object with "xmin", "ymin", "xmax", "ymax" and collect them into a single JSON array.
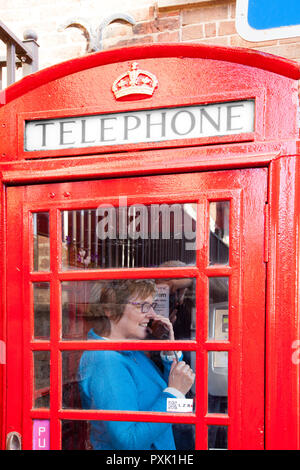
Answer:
[
  {"xmin": 0, "ymin": 183, "xmax": 5, "ymax": 451},
  {"xmin": 265, "ymin": 156, "xmax": 300, "ymax": 449},
  {"xmin": 0, "ymin": 43, "xmax": 299, "ymax": 450},
  {"xmin": 6, "ymin": 169, "xmax": 267, "ymax": 450}
]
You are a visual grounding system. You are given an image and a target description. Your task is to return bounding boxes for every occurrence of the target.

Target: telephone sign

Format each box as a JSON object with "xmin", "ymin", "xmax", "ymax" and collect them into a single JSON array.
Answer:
[
  {"xmin": 236, "ymin": 0, "xmax": 300, "ymax": 41},
  {"xmin": 24, "ymin": 100, "xmax": 255, "ymax": 152}
]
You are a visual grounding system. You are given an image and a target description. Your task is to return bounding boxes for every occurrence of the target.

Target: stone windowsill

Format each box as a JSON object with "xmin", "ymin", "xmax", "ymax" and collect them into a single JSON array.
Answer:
[{"xmin": 158, "ymin": 0, "xmax": 220, "ymax": 10}]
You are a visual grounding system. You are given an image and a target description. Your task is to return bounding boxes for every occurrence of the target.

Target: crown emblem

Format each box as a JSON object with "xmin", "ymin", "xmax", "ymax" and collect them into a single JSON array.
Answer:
[{"xmin": 112, "ymin": 62, "xmax": 158, "ymax": 100}]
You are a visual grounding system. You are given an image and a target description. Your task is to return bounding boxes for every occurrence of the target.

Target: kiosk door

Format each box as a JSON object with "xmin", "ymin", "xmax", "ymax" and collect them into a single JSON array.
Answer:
[{"xmin": 5, "ymin": 168, "xmax": 267, "ymax": 450}]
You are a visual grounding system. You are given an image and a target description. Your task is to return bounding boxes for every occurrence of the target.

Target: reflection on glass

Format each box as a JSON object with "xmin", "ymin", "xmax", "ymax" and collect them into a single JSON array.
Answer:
[
  {"xmin": 62, "ymin": 350, "xmax": 196, "ymax": 411},
  {"xmin": 33, "ymin": 212, "xmax": 50, "ymax": 271},
  {"xmin": 61, "ymin": 203, "xmax": 196, "ymax": 270},
  {"xmin": 208, "ymin": 351, "xmax": 228, "ymax": 414},
  {"xmin": 61, "ymin": 420, "xmax": 195, "ymax": 450},
  {"xmin": 208, "ymin": 278, "xmax": 229, "ymax": 340},
  {"xmin": 62, "ymin": 350, "xmax": 83, "ymax": 409},
  {"xmin": 209, "ymin": 201, "xmax": 229, "ymax": 265},
  {"xmin": 61, "ymin": 278, "xmax": 196, "ymax": 341},
  {"xmin": 34, "ymin": 351, "xmax": 50, "ymax": 408},
  {"xmin": 34, "ymin": 282, "xmax": 50, "ymax": 339},
  {"xmin": 208, "ymin": 425, "xmax": 228, "ymax": 449}
]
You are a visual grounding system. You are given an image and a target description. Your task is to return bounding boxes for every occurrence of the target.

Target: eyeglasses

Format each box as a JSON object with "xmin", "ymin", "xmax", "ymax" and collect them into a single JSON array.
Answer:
[{"xmin": 128, "ymin": 301, "xmax": 158, "ymax": 313}]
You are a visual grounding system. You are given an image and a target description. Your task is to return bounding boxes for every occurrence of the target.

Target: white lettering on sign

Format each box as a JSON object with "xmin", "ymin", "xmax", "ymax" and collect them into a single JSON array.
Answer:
[
  {"xmin": 24, "ymin": 100, "xmax": 255, "ymax": 152},
  {"xmin": 38, "ymin": 426, "xmax": 46, "ymax": 448},
  {"xmin": 32, "ymin": 420, "xmax": 50, "ymax": 450}
]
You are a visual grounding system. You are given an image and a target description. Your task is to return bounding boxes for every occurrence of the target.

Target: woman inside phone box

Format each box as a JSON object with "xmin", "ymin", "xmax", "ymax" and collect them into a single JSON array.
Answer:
[{"xmin": 78, "ymin": 279, "xmax": 195, "ymax": 450}]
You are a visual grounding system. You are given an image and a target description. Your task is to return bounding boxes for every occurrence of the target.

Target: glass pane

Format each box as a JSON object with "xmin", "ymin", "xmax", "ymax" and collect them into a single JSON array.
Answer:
[
  {"xmin": 34, "ymin": 351, "xmax": 50, "ymax": 408},
  {"xmin": 208, "ymin": 425, "xmax": 228, "ymax": 449},
  {"xmin": 61, "ymin": 420, "xmax": 195, "ymax": 450},
  {"xmin": 61, "ymin": 203, "xmax": 196, "ymax": 269},
  {"xmin": 208, "ymin": 278, "xmax": 229, "ymax": 340},
  {"xmin": 208, "ymin": 351, "xmax": 228, "ymax": 414},
  {"xmin": 62, "ymin": 350, "xmax": 196, "ymax": 412},
  {"xmin": 209, "ymin": 201, "xmax": 229, "ymax": 265},
  {"xmin": 61, "ymin": 278, "xmax": 196, "ymax": 341},
  {"xmin": 33, "ymin": 282, "xmax": 50, "ymax": 339},
  {"xmin": 33, "ymin": 212, "xmax": 50, "ymax": 271}
]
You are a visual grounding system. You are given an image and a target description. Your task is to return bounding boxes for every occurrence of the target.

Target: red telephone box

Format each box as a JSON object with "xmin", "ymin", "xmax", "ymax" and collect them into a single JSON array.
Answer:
[{"xmin": 0, "ymin": 43, "xmax": 299, "ymax": 451}]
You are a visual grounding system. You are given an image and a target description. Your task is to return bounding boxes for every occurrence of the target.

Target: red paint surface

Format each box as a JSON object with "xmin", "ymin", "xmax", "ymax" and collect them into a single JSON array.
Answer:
[
  {"xmin": 6, "ymin": 169, "xmax": 267, "ymax": 450},
  {"xmin": 0, "ymin": 43, "xmax": 299, "ymax": 450}
]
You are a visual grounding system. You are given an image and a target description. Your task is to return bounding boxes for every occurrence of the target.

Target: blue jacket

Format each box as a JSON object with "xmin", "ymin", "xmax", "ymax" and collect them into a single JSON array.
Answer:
[{"xmin": 78, "ymin": 329, "xmax": 178, "ymax": 450}]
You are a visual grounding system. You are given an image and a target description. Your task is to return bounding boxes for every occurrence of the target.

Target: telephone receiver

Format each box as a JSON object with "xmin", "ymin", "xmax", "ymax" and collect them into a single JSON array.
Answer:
[{"xmin": 147, "ymin": 319, "xmax": 170, "ymax": 340}]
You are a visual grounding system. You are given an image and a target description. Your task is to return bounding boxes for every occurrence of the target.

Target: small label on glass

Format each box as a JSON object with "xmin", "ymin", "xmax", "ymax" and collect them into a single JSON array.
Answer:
[
  {"xmin": 155, "ymin": 284, "xmax": 170, "ymax": 318},
  {"xmin": 167, "ymin": 398, "xmax": 193, "ymax": 412}
]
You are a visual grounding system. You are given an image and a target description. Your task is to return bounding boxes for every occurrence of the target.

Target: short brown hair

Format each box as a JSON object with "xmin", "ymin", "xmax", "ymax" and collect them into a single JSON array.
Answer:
[{"xmin": 92, "ymin": 279, "xmax": 156, "ymax": 336}]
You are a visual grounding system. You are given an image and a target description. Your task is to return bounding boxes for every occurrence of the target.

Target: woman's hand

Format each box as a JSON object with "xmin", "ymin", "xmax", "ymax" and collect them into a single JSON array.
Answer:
[
  {"xmin": 148, "ymin": 313, "xmax": 175, "ymax": 341},
  {"xmin": 168, "ymin": 360, "xmax": 195, "ymax": 395}
]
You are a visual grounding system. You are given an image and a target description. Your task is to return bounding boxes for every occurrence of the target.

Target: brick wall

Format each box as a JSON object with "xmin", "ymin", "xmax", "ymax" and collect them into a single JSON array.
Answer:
[
  {"xmin": 103, "ymin": 1, "xmax": 300, "ymax": 63},
  {"xmin": 0, "ymin": 1, "xmax": 300, "ymax": 73}
]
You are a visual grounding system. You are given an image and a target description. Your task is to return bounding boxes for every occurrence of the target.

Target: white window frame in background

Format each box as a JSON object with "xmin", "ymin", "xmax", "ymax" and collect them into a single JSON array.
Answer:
[{"xmin": 158, "ymin": 0, "xmax": 216, "ymax": 9}]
